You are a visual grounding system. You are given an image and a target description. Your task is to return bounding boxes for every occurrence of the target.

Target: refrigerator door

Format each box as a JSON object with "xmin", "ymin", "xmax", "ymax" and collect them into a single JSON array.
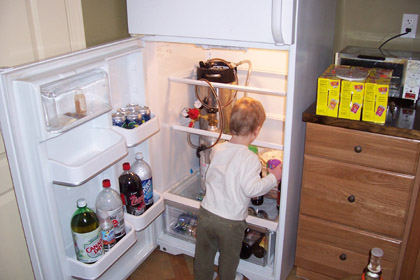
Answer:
[
  {"xmin": 0, "ymin": 38, "xmax": 164, "ymax": 280},
  {"xmin": 126, "ymin": 0, "xmax": 295, "ymax": 47}
]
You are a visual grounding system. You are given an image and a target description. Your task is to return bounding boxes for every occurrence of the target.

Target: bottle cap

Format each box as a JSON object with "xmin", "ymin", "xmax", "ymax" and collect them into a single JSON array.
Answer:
[
  {"xmin": 135, "ymin": 152, "xmax": 144, "ymax": 160},
  {"xmin": 371, "ymin": 248, "xmax": 384, "ymax": 258},
  {"xmin": 123, "ymin": 162, "xmax": 131, "ymax": 170},
  {"xmin": 102, "ymin": 179, "xmax": 111, "ymax": 188},
  {"xmin": 77, "ymin": 198, "xmax": 87, "ymax": 208}
]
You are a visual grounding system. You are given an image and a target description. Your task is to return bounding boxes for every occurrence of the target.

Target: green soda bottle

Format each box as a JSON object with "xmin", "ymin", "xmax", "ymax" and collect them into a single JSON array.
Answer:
[{"xmin": 71, "ymin": 198, "xmax": 103, "ymax": 264}]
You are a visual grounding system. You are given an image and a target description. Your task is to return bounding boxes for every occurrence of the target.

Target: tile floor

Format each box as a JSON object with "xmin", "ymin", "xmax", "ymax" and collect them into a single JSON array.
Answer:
[{"xmin": 127, "ymin": 249, "xmax": 298, "ymax": 280}]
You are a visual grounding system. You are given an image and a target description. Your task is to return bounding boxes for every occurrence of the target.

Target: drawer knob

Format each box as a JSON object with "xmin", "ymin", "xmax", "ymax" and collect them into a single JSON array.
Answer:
[
  {"xmin": 339, "ymin": 253, "xmax": 347, "ymax": 261},
  {"xmin": 348, "ymin": 195, "xmax": 356, "ymax": 203},
  {"xmin": 354, "ymin": 145, "xmax": 362, "ymax": 153}
]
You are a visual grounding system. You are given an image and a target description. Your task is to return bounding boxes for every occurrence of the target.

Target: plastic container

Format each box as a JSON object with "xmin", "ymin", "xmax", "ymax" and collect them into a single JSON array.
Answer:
[
  {"xmin": 40, "ymin": 69, "xmax": 112, "ymax": 132},
  {"xmin": 96, "ymin": 179, "xmax": 126, "ymax": 242}
]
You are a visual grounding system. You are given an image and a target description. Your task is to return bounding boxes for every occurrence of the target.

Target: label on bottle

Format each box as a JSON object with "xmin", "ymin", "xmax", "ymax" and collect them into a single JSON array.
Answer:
[
  {"xmin": 72, "ymin": 227, "xmax": 103, "ymax": 263},
  {"xmin": 243, "ymin": 230, "xmax": 262, "ymax": 247},
  {"xmin": 101, "ymin": 228, "xmax": 116, "ymax": 252},
  {"xmin": 99, "ymin": 207, "xmax": 126, "ymax": 240},
  {"xmin": 142, "ymin": 177, "xmax": 154, "ymax": 206},
  {"xmin": 122, "ymin": 191, "xmax": 145, "ymax": 216}
]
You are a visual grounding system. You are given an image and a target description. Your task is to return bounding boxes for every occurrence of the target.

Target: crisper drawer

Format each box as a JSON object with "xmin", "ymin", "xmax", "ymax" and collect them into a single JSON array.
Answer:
[
  {"xmin": 163, "ymin": 201, "xmax": 276, "ymax": 268},
  {"xmin": 295, "ymin": 215, "xmax": 399, "ymax": 279},
  {"xmin": 305, "ymin": 123, "xmax": 420, "ymax": 175},
  {"xmin": 164, "ymin": 202, "xmax": 198, "ymax": 244},
  {"xmin": 300, "ymin": 155, "xmax": 414, "ymax": 238}
]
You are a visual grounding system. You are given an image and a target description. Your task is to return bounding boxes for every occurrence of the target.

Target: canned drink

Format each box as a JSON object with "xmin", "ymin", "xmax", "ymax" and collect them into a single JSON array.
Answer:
[
  {"xmin": 126, "ymin": 112, "xmax": 142, "ymax": 129},
  {"xmin": 112, "ymin": 112, "xmax": 126, "ymax": 128},
  {"xmin": 125, "ymin": 104, "xmax": 140, "ymax": 112},
  {"xmin": 138, "ymin": 106, "xmax": 151, "ymax": 123},
  {"xmin": 173, "ymin": 213, "xmax": 197, "ymax": 237},
  {"xmin": 117, "ymin": 107, "xmax": 130, "ymax": 116}
]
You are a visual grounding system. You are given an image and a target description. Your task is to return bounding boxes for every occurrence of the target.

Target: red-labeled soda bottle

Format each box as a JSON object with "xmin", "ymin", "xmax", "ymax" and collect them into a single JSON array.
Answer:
[{"xmin": 119, "ymin": 162, "xmax": 145, "ymax": 216}]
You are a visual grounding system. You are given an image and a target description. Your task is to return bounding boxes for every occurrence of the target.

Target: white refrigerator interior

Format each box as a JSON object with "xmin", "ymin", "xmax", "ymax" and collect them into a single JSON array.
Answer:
[{"xmin": 0, "ymin": 0, "xmax": 336, "ymax": 279}]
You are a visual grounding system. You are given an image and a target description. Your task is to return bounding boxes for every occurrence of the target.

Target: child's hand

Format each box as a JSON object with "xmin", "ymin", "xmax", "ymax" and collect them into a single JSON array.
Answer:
[{"xmin": 268, "ymin": 162, "xmax": 282, "ymax": 183}]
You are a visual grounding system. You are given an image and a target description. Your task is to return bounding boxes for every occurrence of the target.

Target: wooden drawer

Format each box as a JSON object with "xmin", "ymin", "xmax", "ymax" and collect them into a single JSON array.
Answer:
[
  {"xmin": 300, "ymin": 155, "xmax": 414, "ymax": 238},
  {"xmin": 305, "ymin": 123, "xmax": 420, "ymax": 175},
  {"xmin": 295, "ymin": 215, "xmax": 399, "ymax": 279},
  {"xmin": 296, "ymin": 267, "xmax": 336, "ymax": 280}
]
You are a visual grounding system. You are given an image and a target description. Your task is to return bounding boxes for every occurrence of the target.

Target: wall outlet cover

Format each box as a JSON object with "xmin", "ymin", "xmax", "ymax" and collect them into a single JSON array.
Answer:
[{"xmin": 401, "ymin": 14, "xmax": 418, "ymax": 38}]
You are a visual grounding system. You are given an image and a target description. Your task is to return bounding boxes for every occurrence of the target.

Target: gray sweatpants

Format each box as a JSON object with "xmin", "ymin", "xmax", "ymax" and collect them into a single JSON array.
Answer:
[{"xmin": 194, "ymin": 207, "xmax": 247, "ymax": 280}]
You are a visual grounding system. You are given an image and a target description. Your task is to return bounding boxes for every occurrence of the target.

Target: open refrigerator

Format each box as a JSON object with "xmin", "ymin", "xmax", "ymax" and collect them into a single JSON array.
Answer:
[{"xmin": 0, "ymin": 1, "xmax": 336, "ymax": 279}]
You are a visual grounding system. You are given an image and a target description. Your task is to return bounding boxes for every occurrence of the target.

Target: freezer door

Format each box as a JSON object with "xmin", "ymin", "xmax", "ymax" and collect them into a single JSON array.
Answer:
[{"xmin": 126, "ymin": 0, "xmax": 295, "ymax": 46}]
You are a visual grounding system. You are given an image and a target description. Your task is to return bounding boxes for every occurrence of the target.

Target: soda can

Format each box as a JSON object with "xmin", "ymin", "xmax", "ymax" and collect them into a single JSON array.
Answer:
[
  {"xmin": 125, "ymin": 103, "xmax": 140, "ymax": 112},
  {"xmin": 117, "ymin": 107, "xmax": 130, "ymax": 116},
  {"xmin": 138, "ymin": 106, "xmax": 151, "ymax": 123},
  {"xmin": 112, "ymin": 112, "xmax": 126, "ymax": 128},
  {"xmin": 126, "ymin": 112, "xmax": 142, "ymax": 129}
]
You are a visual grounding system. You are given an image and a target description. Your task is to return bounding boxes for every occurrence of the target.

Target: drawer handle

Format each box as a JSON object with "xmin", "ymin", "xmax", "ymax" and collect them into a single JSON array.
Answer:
[
  {"xmin": 348, "ymin": 195, "xmax": 356, "ymax": 203},
  {"xmin": 339, "ymin": 253, "xmax": 347, "ymax": 261},
  {"xmin": 354, "ymin": 145, "xmax": 362, "ymax": 153}
]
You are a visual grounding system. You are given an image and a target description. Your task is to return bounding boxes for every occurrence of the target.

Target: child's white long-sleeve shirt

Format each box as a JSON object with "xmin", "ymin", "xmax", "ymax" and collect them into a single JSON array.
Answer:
[{"xmin": 201, "ymin": 141, "xmax": 277, "ymax": 221}]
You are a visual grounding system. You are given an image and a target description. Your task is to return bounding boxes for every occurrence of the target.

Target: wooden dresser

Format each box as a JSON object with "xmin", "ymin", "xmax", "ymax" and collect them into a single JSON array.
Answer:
[{"xmin": 295, "ymin": 103, "xmax": 420, "ymax": 280}]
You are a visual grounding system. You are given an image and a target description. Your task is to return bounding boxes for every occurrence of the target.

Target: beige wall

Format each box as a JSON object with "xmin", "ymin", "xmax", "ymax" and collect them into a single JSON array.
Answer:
[
  {"xmin": 0, "ymin": 0, "xmax": 35, "ymax": 274},
  {"xmin": 81, "ymin": 0, "xmax": 129, "ymax": 47},
  {"xmin": 0, "ymin": 0, "xmax": 84, "ymax": 278},
  {"xmin": 334, "ymin": 0, "xmax": 420, "ymax": 54}
]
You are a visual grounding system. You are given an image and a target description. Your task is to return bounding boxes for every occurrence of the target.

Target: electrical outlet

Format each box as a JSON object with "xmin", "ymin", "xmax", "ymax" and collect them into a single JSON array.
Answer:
[{"xmin": 401, "ymin": 14, "xmax": 418, "ymax": 38}]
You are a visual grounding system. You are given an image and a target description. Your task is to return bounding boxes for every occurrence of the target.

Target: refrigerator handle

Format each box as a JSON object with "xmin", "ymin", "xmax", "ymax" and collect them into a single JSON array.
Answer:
[{"xmin": 271, "ymin": 0, "xmax": 284, "ymax": 45}]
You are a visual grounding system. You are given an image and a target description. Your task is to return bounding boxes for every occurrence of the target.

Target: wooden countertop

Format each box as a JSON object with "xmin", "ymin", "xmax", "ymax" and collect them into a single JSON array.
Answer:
[{"xmin": 302, "ymin": 102, "xmax": 420, "ymax": 141}]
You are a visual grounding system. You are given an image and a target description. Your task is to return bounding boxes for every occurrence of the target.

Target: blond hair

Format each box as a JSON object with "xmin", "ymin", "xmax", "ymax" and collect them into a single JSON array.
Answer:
[{"xmin": 229, "ymin": 97, "xmax": 266, "ymax": 136}]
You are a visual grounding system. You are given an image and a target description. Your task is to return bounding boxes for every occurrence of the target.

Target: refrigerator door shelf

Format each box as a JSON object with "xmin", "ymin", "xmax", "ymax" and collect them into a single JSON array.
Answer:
[
  {"xmin": 40, "ymin": 68, "xmax": 112, "ymax": 133},
  {"xmin": 124, "ymin": 191, "xmax": 165, "ymax": 231},
  {"xmin": 112, "ymin": 115, "xmax": 160, "ymax": 147},
  {"xmin": 47, "ymin": 128, "xmax": 128, "ymax": 186},
  {"xmin": 66, "ymin": 222, "xmax": 136, "ymax": 280}
]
